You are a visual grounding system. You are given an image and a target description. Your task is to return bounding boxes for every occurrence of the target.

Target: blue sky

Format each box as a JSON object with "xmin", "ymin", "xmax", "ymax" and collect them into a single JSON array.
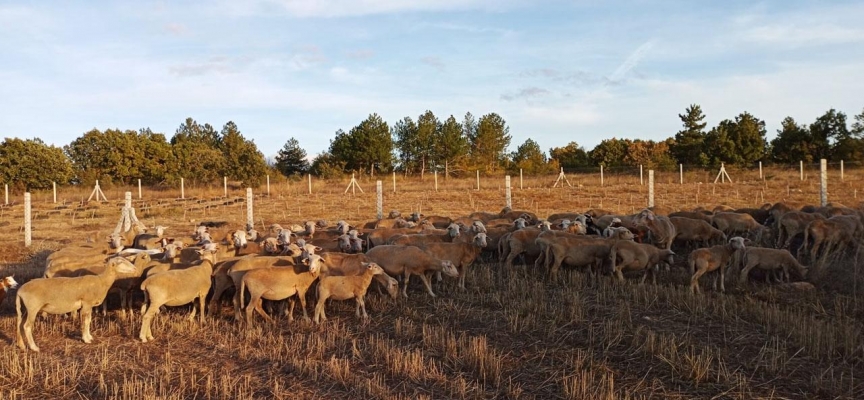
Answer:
[{"xmin": 1, "ymin": 0, "xmax": 863, "ymax": 161}]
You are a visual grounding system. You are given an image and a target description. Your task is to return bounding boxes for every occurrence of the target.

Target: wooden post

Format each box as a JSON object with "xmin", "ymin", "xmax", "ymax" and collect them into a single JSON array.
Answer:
[
  {"xmin": 52, "ymin": 181, "xmax": 56, "ymax": 203},
  {"xmin": 841, "ymin": 160, "xmax": 845, "ymax": 181},
  {"xmin": 505, "ymin": 175, "xmax": 512, "ymax": 208},
  {"xmin": 376, "ymin": 180, "xmax": 383, "ymax": 220},
  {"xmin": 180, "ymin": 178, "xmax": 185, "ymax": 199},
  {"xmin": 476, "ymin": 170, "xmax": 480, "ymax": 190},
  {"xmin": 800, "ymin": 160, "xmax": 804, "ymax": 181},
  {"xmin": 392, "ymin": 171, "xmax": 396, "ymax": 193},
  {"xmin": 600, "ymin": 165, "xmax": 604, "ymax": 186},
  {"xmin": 4, "ymin": 184, "xmax": 7, "ymax": 205},
  {"xmin": 519, "ymin": 169, "xmax": 523, "ymax": 190},
  {"xmin": 266, "ymin": 175, "xmax": 270, "ymax": 195},
  {"xmin": 125, "ymin": 191, "xmax": 132, "ymax": 209},
  {"xmin": 308, "ymin": 174, "xmax": 312, "ymax": 195},
  {"xmin": 246, "ymin": 188, "xmax": 253, "ymax": 229},
  {"xmin": 434, "ymin": 171, "xmax": 438, "ymax": 191},
  {"xmin": 759, "ymin": 161, "xmax": 763, "ymax": 180},
  {"xmin": 138, "ymin": 179, "xmax": 142, "ymax": 199},
  {"xmin": 351, "ymin": 173, "xmax": 356, "ymax": 195},
  {"xmin": 647, "ymin": 170, "xmax": 654, "ymax": 208},
  {"xmin": 721, "ymin": 163, "xmax": 726, "ymax": 183},
  {"xmin": 820, "ymin": 159, "xmax": 828, "ymax": 207},
  {"xmin": 640, "ymin": 165, "xmax": 644, "ymax": 185},
  {"xmin": 24, "ymin": 193, "xmax": 31, "ymax": 247},
  {"xmin": 224, "ymin": 176, "xmax": 228, "ymax": 197},
  {"xmin": 679, "ymin": 164, "xmax": 683, "ymax": 184}
]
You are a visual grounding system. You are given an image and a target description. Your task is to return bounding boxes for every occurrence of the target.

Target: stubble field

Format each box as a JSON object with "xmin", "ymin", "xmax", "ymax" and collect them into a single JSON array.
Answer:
[{"xmin": 0, "ymin": 166, "xmax": 861, "ymax": 399}]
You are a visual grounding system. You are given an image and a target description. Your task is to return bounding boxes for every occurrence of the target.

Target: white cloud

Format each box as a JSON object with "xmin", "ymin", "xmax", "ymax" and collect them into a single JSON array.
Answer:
[{"xmin": 608, "ymin": 40, "xmax": 654, "ymax": 83}]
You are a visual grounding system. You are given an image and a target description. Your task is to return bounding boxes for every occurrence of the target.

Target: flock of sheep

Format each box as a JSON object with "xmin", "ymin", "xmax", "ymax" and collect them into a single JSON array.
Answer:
[{"xmin": 6, "ymin": 201, "xmax": 854, "ymax": 352}]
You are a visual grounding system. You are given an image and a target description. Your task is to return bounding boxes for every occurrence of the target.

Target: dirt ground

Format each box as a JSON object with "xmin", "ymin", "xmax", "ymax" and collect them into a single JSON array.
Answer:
[{"xmin": 0, "ymin": 166, "xmax": 860, "ymax": 399}]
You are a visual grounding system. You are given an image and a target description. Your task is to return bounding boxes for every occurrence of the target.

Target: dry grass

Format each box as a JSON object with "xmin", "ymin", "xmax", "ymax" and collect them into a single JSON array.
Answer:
[{"xmin": 0, "ymin": 166, "xmax": 861, "ymax": 399}]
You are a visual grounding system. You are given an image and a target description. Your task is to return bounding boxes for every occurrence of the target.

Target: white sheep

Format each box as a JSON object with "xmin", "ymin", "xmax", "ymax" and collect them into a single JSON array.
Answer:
[
  {"xmin": 313, "ymin": 262, "xmax": 386, "ymax": 324},
  {"xmin": 239, "ymin": 254, "xmax": 324, "ymax": 326},
  {"xmin": 16, "ymin": 257, "xmax": 137, "ymax": 352}
]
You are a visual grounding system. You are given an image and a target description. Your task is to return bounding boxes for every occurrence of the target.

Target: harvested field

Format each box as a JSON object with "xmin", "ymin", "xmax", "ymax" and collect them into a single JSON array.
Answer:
[{"xmin": 0, "ymin": 167, "xmax": 861, "ymax": 399}]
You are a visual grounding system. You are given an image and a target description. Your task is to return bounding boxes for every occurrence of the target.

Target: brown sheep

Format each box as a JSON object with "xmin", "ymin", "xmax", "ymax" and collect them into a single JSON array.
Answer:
[
  {"xmin": 313, "ymin": 262, "xmax": 386, "ymax": 324},
  {"xmin": 364, "ymin": 245, "xmax": 459, "ymax": 297},
  {"xmin": 688, "ymin": 237, "xmax": 746, "ymax": 293},
  {"xmin": 546, "ymin": 236, "xmax": 621, "ymax": 280},
  {"xmin": 801, "ymin": 215, "xmax": 863, "ymax": 262},
  {"xmin": 776, "ymin": 211, "xmax": 823, "ymax": 249},
  {"xmin": 668, "ymin": 211, "xmax": 713, "ymax": 224},
  {"xmin": 712, "ymin": 212, "xmax": 771, "ymax": 243},
  {"xmin": 739, "ymin": 248, "xmax": 808, "ymax": 285},
  {"xmin": 608, "ymin": 240, "xmax": 676, "ymax": 285},
  {"xmin": 317, "ymin": 252, "xmax": 400, "ymax": 299},
  {"xmin": 500, "ymin": 222, "xmax": 553, "ymax": 269},
  {"xmin": 670, "ymin": 217, "xmax": 727, "ymax": 249},
  {"xmin": 634, "ymin": 209, "xmax": 677, "ymax": 251},
  {"xmin": 415, "ymin": 233, "xmax": 488, "ymax": 289},
  {"xmin": 366, "ymin": 225, "xmax": 426, "ymax": 248},
  {"xmin": 239, "ymin": 254, "xmax": 324, "ymax": 325}
]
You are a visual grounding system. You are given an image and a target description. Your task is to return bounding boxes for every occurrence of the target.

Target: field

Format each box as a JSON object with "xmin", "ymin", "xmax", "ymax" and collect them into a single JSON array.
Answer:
[{"xmin": 0, "ymin": 166, "xmax": 861, "ymax": 399}]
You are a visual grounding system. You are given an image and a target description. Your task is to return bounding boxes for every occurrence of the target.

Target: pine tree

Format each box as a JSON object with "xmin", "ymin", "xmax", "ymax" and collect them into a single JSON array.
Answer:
[
  {"xmin": 470, "ymin": 113, "xmax": 511, "ymax": 172},
  {"xmin": 275, "ymin": 137, "xmax": 310, "ymax": 177},
  {"xmin": 434, "ymin": 115, "xmax": 468, "ymax": 177},
  {"xmin": 670, "ymin": 104, "xmax": 708, "ymax": 166}
]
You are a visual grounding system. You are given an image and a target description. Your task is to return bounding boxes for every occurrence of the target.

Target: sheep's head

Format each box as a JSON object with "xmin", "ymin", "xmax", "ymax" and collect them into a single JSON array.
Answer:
[
  {"xmin": 193, "ymin": 225, "xmax": 208, "ymax": 240},
  {"xmin": 471, "ymin": 220, "xmax": 487, "ymax": 233},
  {"xmin": 539, "ymin": 220, "xmax": 552, "ymax": 231},
  {"xmin": 388, "ymin": 210, "xmax": 401, "ymax": 219},
  {"xmin": 269, "ymin": 224, "xmax": 284, "ymax": 235},
  {"xmin": 154, "ymin": 226, "xmax": 167, "ymax": 237},
  {"xmin": 410, "ymin": 212, "xmax": 422, "ymax": 222},
  {"xmin": 110, "ymin": 257, "xmax": 139, "ymax": 275},
  {"xmin": 263, "ymin": 238, "xmax": 281, "ymax": 254},
  {"xmin": 363, "ymin": 262, "xmax": 385, "ymax": 276},
  {"xmin": 2, "ymin": 275, "xmax": 18, "ymax": 290},
  {"xmin": 336, "ymin": 235, "xmax": 352, "ymax": 253},
  {"xmin": 729, "ymin": 236, "xmax": 746, "ymax": 250},
  {"xmin": 473, "ymin": 233, "xmax": 488, "ymax": 248},
  {"xmin": 349, "ymin": 237, "xmax": 364, "ymax": 253},
  {"xmin": 447, "ymin": 223, "xmax": 461, "ymax": 238},
  {"xmin": 610, "ymin": 217, "xmax": 622, "ymax": 227},
  {"xmin": 305, "ymin": 221, "xmax": 317, "ymax": 234},
  {"xmin": 513, "ymin": 218, "xmax": 527, "ymax": 229},
  {"xmin": 304, "ymin": 254, "xmax": 323, "ymax": 274},
  {"xmin": 559, "ymin": 219, "xmax": 571, "ymax": 230},
  {"xmin": 277, "ymin": 229, "xmax": 294, "ymax": 246},
  {"xmin": 499, "ymin": 206, "xmax": 512, "ymax": 216},
  {"xmin": 383, "ymin": 276, "xmax": 400, "ymax": 299},
  {"xmin": 336, "ymin": 220, "xmax": 349, "ymax": 234},
  {"xmin": 316, "ymin": 220, "xmax": 329, "ymax": 229},
  {"xmin": 440, "ymin": 261, "xmax": 459, "ymax": 278},
  {"xmin": 107, "ymin": 234, "xmax": 124, "ymax": 249},
  {"xmin": 518, "ymin": 213, "xmax": 533, "ymax": 223},
  {"xmin": 638, "ymin": 209, "xmax": 656, "ymax": 222},
  {"xmin": 231, "ymin": 230, "xmax": 248, "ymax": 249}
]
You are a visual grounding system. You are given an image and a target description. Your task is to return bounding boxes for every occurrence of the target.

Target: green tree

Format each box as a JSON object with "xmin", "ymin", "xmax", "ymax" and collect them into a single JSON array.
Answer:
[
  {"xmin": 809, "ymin": 108, "xmax": 849, "ymax": 159},
  {"xmin": 510, "ymin": 138, "xmax": 553, "ymax": 174},
  {"xmin": 703, "ymin": 122, "xmax": 737, "ymax": 167},
  {"xmin": 170, "ymin": 118, "xmax": 225, "ymax": 185},
  {"xmin": 274, "ymin": 137, "xmax": 310, "ymax": 177},
  {"xmin": 0, "ymin": 138, "xmax": 74, "ymax": 190},
  {"xmin": 771, "ymin": 117, "xmax": 816, "ymax": 164},
  {"xmin": 392, "ymin": 116, "xmax": 419, "ymax": 173},
  {"xmin": 703, "ymin": 112, "xmax": 767, "ymax": 166},
  {"xmin": 415, "ymin": 110, "xmax": 439, "ymax": 177},
  {"xmin": 463, "ymin": 112, "xmax": 478, "ymax": 145},
  {"xmin": 330, "ymin": 113, "xmax": 393, "ymax": 174},
  {"xmin": 470, "ymin": 113, "xmax": 512, "ymax": 172},
  {"xmin": 590, "ymin": 138, "xmax": 629, "ymax": 167},
  {"xmin": 65, "ymin": 128, "xmax": 171, "ymax": 185},
  {"xmin": 549, "ymin": 142, "xmax": 592, "ymax": 170},
  {"xmin": 670, "ymin": 104, "xmax": 708, "ymax": 166},
  {"xmin": 852, "ymin": 108, "xmax": 864, "ymax": 137},
  {"xmin": 309, "ymin": 151, "xmax": 345, "ymax": 179},
  {"xmin": 434, "ymin": 115, "xmax": 468, "ymax": 177},
  {"xmin": 218, "ymin": 121, "xmax": 267, "ymax": 186}
]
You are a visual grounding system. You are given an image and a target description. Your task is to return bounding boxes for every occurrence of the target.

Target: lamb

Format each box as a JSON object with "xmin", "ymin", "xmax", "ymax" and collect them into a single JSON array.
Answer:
[
  {"xmin": 138, "ymin": 248, "xmax": 217, "ymax": 343},
  {"xmin": 225, "ymin": 255, "xmax": 299, "ymax": 321},
  {"xmin": 413, "ymin": 233, "xmax": 487, "ymax": 289},
  {"xmin": 670, "ymin": 216, "xmax": 727, "ymax": 249},
  {"xmin": 711, "ymin": 212, "xmax": 771, "ymax": 244},
  {"xmin": 364, "ymin": 245, "xmax": 459, "ymax": 297},
  {"xmin": 0, "ymin": 275, "xmax": 19, "ymax": 308},
  {"xmin": 240, "ymin": 254, "xmax": 324, "ymax": 325},
  {"xmin": 608, "ymin": 240, "xmax": 676, "ymax": 285},
  {"xmin": 775, "ymin": 211, "xmax": 823, "ymax": 249},
  {"xmin": 313, "ymin": 262, "xmax": 386, "ymax": 324},
  {"xmin": 16, "ymin": 257, "xmax": 137, "ymax": 351},
  {"xmin": 688, "ymin": 237, "xmax": 746, "ymax": 293},
  {"xmin": 739, "ymin": 248, "xmax": 808, "ymax": 285},
  {"xmin": 318, "ymin": 252, "xmax": 400, "ymax": 299}
]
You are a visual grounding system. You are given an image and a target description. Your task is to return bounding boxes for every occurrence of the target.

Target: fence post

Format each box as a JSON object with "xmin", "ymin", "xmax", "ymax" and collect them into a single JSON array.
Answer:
[
  {"xmin": 125, "ymin": 191, "xmax": 132, "ymax": 208},
  {"xmin": 800, "ymin": 160, "xmax": 804, "ymax": 181},
  {"xmin": 53, "ymin": 181, "xmax": 56, "ymax": 203},
  {"xmin": 476, "ymin": 170, "xmax": 480, "ymax": 190},
  {"xmin": 519, "ymin": 169, "xmax": 523, "ymax": 190},
  {"xmin": 224, "ymin": 176, "xmax": 228, "ymax": 197},
  {"xmin": 759, "ymin": 161, "xmax": 763, "ymax": 180},
  {"xmin": 820, "ymin": 159, "xmax": 828, "ymax": 207},
  {"xmin": 138, "ymin": 179, "xmax": 142, "ymax": 199},
  {"xmin": 266, "ymin": 175, "xmax": 270, "ymax": 195},
  {"xmin": 376, "ymin": 180, "xmax": 383, "ymax": 220},
  {"xmin": 4, "ymin": 184, "xmax": 7, "ymax": 205},
  {"xmin": 647, "ymin": 170, "xmax": 655, "ymax": 208},
  {"xmin": 308, "ymin": 174, "xmax": 312, "ymax": 195},
  {"xmin": 505, "ymin": 175, "xmax": 512, "ymax": 208},
  {"xmin": 181, "ymin": 178, "xmax": 185, "ymax": 199},
  {"xmin": 246, "ymin": 188, "xmax": 253, "ymax": 229},
  {"xmin": 24, "ymin": 192, "xmax": 31, "ymax": 247},
  {"xmin": 600, "ymin": 165, "xmax": 604, "ymax": 186},
  {"xmin": 392, "ymin": 171, "xmax": 396, "ymax": 193},
  {"xmin": 679, "ymin": 164, "xmax": 683, "ymax": 184},
  {"xmin": 434, "ymin": 171, "xmax": 438, "ymax": 191},
  {"xmin": 640, "ymin": 164, "xmax": 644, "ymax": 185},
  {"xmin": 841, "ymin": 160, "xmax": 845, "ymax": 181}
]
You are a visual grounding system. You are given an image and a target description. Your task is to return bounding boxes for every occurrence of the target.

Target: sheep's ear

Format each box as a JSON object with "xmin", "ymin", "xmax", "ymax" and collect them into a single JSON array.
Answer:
[
  {"xmin": 314, "ymin": 246, "xmax": 323, "ymax": 252},
  {"xmin": 361, "ymin": 262, "xmax": 371, "ymax": 267},
  {"xmin": 302, "ymin": 257, "xmax": 310, "ymax": 265}
]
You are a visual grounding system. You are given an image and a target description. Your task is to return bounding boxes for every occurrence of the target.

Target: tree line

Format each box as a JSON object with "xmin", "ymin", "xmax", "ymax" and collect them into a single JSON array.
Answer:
[{"xmin": 1, "ymin": 106, "xmax": 863, "ymax": 191}]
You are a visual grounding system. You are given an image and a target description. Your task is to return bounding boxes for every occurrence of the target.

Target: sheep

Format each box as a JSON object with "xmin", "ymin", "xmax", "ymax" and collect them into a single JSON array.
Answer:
[
  {"xmin": 739, "ymin": 248, "xmax": 808, "ymax": 285},
  {"xmin": 240, "ymin": 254, "xmax": 324, "ymax": 325},
  {"xmin": 634, "ymin": 209, "xmax": 676, "ymax": 251},
  {"xmin": 413, "ymin": 233, "xmax": 487, "ymax": 290},
  {"xmin": 388, "ymin": 223, "xmax": 461, "ymax": 246},
  {"xmin": 225, "ymin": 255, "xmax": 299, "ymax": 321},
  {"xmin": 776, "ymin": 211, "xmax": 823, "ymax": 249},
  {"xmin": 0, "ymin": 275, "xmax": 19, "ymax": 308},
  {"xmin": 500, "ymin": 222, "xmax": 553, "ymax": 269},
  {"xmin": 670, "ymin": 216, "xmax": 727, "ymax": 249},
  {"xmin": 16, "ymin": 257, "xmax": 137, "ymax": 352},
  {"xmin": 132, "ymin": 225, "xmax": 168, "ymax": 250},
  {"xmin": 688, "ymin": 237, "xmax": 746, "ymax": 293},
  {"xmin": 366, "ymin": 225, "xmax": 425, "ymax": 248},
  {"xmin": 318, "ymin": 252, "xmax": 400, "ymax": 299},
  {"xmin": 138, "ymin": 248, "xmax": 217, "ymax": 343},
  {"xmin": 313, "ymin": 262, "xmax": 386, "ymax": 324},
  {"xmin": 801, "ymin": 215, "xmax": 863, "ymax": 262},
  {"xmin": 44, "ymin": 250, "xmax": 115, "ymax": 278},
  {"xmin": 546, "ymin": 236, "xmax": 622, "ymax": 280},
  {"xmin": 364, "ymin": 245, "xmax": 459, "ymax": 297},
  {"xmin": 607, "ymin": 240, "xmax": 676, "ymax": 285},
  {"xmin": 712, "ymin": 212, "xmax": 771, "ymax": 244},
  {"xmin": 668, "ymin": 211, "xmax": 714, "ymax": 224}
]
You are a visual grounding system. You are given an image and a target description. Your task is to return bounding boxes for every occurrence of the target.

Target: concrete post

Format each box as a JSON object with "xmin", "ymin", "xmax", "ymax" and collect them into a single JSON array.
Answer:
[
  {"xmin": 53, "ymin": 181, "xmax": 56, "ymax": 203},
  {"xmin": 180, "ymin": 178, "xmax": 185, "ymax": 199},
  {"xmin": 246, "ymin": 188, "xmax": 253, "ymax": 229},
  {"xmin": 125, "ymin": 191, "xmax": 132, "ymax": 208},
  {"xmin": 376, "ymin": 180, "xmax": 383, "ymax": 220},
  {"xmin": 308, "ymin": 174, "xmax": 312, "ymax": 195},
  {"xmin": 759, "ymin": 161, "xmax": 763, "ymax": 180},
  {"xmin": 679, "ymin": 164, "xmax": 683, "ymax": 184},
  {"xmin": 820, "ymin": 159, "xmax": 828, "ymax": 207},
  {"xmin": 800, "ymin": 160, "xmax": 804, "ymax": 181},
  {"xmin": 24, "ymin": 193, "xmax": 31, "ymax": 247},
  {"xmin": 505, "ymin": 175, "xmax": 512, "ymax": 208},
  {"xmin": 434, "ymin": 171, "xmax": 438, "ymax": 191},
  {"xmin": 640, "ymin": 165, "xmax": 644, "ymax": 185},
  {"xmin": 266, "ymin": 175, "xmax": 270, "ymax": 195},
  {"xmin": 224, "ymin": 176, "xmax": 228, "ymax": 197},
  {"xmin": 476, "ymin": 170, "xmax": 480, "ymax": 190},
  {"xmin": 138, "ymin": 179, "xmax": 142, "ymax": 199},
  {"xmin": 600, "ymin": 165, "xmax": 604, "ymax": 186},
  {"xmin": 648, "ymin": 170, "xmax": 655, "ymax": 208}
]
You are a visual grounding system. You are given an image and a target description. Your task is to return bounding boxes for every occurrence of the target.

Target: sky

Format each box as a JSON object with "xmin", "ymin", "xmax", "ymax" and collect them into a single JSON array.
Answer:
[{"xmin": 1, "ymin": 0, "xmax": 863, "ymax": 161}]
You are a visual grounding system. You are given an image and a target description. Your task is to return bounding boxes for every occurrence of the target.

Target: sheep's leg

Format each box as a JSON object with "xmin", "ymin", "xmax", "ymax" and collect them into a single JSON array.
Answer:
[
  {"xmin": 417, "ymin": 272, "xmax": 436, "ymax": 297},
  {"xmin": 15, "ymin": 297, "xmax": 27, "ymax": 350},
  {"xmin": 251, "ymin": 297, "xmax": 272, "ymax": 325},
  {"xmin": 197, "ymin": 294, "xmax": 206, "ymax": 324},
  {"xmin": 23, "ymin": 309, "xmax": 39, "ymax": 352},
  {"xmin": 690, "ymin": 267, "xmax": 704, "ymax": 293},
  {"xmin": 232, "ymin": 290, "xmax": 244, "ymax": 322},
  {"xmin": 739, "ymin": 263, "xmax": 756, "ymax": 285},
  {"xmin": 187, "ymin": 302, "xmax": 197, "ymax": 321},
  {"xmin": 458, "ymin": 264, "xmax": 467, "ymax": 290},
  {"xmin": 356, "ymin": 296, "xmax": 368, "ymax": 319},
  {"xmin": 139, "ymin": 302, "xmax": 159, "ymax": 343},
  {"xmin": 313, "ymin": 292, "xmax": 328, "ymax": 324},
  {"xmin": 80, "ymin": 306, "xmax": 94, "ymax": 344},
  {"xmin": 296, "ymin": 290, "xmax": 310, "ymax": 321},
  {"xmin": 402, "ymin": 270, "xmax": 411, "ymax": 298},
  {"xmin": 286, "ymin": 298, "xmax": 295, "ymax": 322},
  {"xmin": 208, "ymin": 278, "xmax": 231, "ymax": 316},
  {"xmin": 435, "ymin": 271, "xmax": 442, "ymax": 283},
  {"xmin": 719, "ymin": 263, "xmax": 726, "ymax": 293}
]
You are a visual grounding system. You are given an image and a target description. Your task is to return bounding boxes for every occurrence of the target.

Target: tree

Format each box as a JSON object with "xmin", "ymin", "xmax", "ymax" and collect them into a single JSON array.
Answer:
[
  {"xmin": 510, "ymin": 138, "xmax": 553, "ymax": 174},
  {"xmin": 852, "ymin": 108, "xmax": 864, "ymax": 137},
  {"xmin": 549, "ymin": 142, "xmax": 592, "ymax": 170},
  {"xmin": 0, "ymin": 138, "xmax": 74, "ymax": 190},
  {"xmin": 434, "ymin": 115, "xmax": 468, "ymax": 177},
  {"xmin": 463, "ymin": 112, "xmax": 478, "ymax": 145},
  {"xmin": 392, "ymin": 116, "xmax": 419, "ymax": 173},
  {"xmin": 589, "ymin": 138, "xmax": 629, "ymax": 167},
  {"xmin": 703, "ymin": 122, "xmax": 737, "ymax": 167},
  {"xmin": 274, "ymin": 137, "xmax": 310, "ymax": 177},
  {"xmin": 771, "ymin": 117, "xmax": 815, "ymax": 164},
  {"xmin": 703, "ymin": 112, "xmax": 767, "ymax": 166},
  {"xmin": 670, "ymin": 104, "xmax": 708, "ymax": 166},
  {"xmin": 218, "ymin": 121, "xmax": 267, "ymax": 186},
  {"xmin": 330, "ymin": 113, "xmax": 393, "ymax": 174},
  {"xmin": 470, "ymin": 113, "xmax": 511, "ymax": 172},
  {"xmin": 415, "ymin": 110, "xmax": 439, "ymax": 177},
  {"xmin": 170, "ymin": 118, "xmax": 225, "ymax": 184},
  {"xmin": 309, "ymin": 151, "xmax": 345, "ymax": 179},
  {"xmin": 809, "ymin": 108, "xmax": 850, "ymax": 160}
]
